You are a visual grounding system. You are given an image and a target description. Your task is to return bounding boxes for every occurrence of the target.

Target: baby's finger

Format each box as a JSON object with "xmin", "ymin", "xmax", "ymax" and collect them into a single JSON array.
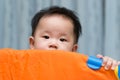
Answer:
[
  {"xmin": 104, "ymin": 57, "xmax": 113, "ymax": 70},
  {"xmin": 111, "ymin": 60, "xmax": 118, "ymax": 70},
  {"xmin": 102, "ymin": 56, "xmax": 108, "ymax": 66},
  {"xmin": 118, "ymin": 61, "xmax": 120, "ymax": 65},
  {"xmin": 96, "ymin": 54, "xmax": 103, "ymax": 58}
]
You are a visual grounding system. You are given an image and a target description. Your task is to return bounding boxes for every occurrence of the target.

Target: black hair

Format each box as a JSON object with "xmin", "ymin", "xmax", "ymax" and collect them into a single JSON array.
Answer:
[{"xmin": 31, "ymin": 6, "xmax": 82, "ymax": 43}]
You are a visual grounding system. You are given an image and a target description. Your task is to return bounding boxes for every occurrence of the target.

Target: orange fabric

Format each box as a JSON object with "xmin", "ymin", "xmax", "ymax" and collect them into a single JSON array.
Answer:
[{"xmin": 0, "ymin": 48, "xmax": 117, "ymax": 80}]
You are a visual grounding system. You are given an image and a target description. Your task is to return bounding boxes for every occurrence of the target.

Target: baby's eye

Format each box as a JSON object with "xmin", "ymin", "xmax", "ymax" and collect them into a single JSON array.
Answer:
[
  {"xmin": 60, "ymin": 38, "xmax": 67, "ymax": 42},
  {"xmin": 42, "ymin": 36, "xmax": 49, "ymax": 39}
]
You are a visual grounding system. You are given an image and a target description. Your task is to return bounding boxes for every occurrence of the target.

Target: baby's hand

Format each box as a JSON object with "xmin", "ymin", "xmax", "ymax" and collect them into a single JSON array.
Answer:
[
  {"xmin": 96, "ymin": 54, "xmax": 118, "ymax": 70},
  {"xmin": 118, "ymin": 61, "xmax": 120, "ymax": 65}
]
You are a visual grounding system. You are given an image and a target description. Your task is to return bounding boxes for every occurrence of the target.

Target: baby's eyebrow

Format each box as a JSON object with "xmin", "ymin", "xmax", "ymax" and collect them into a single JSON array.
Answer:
[
  {"xmin": 42, "ymin": 30, "xmax": 69, "ymax": 36},
  {"xmin": 59, "ymin": 33, "xmax": 68, "ymax": 36},
  {"xmin": 42, "ymin": 31, "xmax": 51, "ymax": 34},
  {"xmin": 44, "ymin": 31, "xmax": 51, "ymax": 33}
]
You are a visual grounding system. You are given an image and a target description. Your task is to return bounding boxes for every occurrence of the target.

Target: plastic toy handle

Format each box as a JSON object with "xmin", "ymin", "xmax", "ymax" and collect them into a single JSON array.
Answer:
[
  {"xmin": 87, "ymin": 56, "xmax": 120, "ymax": 80},
  {"xmin": 87, "ymin": 56, "xmax": 103, "ymax": 70},
  {"xmin": 114, "ymin": 65, "xmax": 120, "ymax": 80}
]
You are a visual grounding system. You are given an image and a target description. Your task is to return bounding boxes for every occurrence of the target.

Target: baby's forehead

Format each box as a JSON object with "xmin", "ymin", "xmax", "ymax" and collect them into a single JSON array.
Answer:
[{"xmin": 41, "ymin": 14, "xmax": 74, "ymax": 23}]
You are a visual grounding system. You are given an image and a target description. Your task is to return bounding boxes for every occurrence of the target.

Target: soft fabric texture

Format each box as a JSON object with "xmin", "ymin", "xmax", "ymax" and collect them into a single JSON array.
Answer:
[{"xmin": 0, "ymin": 48, "xmax": 117, "ymax": 80}]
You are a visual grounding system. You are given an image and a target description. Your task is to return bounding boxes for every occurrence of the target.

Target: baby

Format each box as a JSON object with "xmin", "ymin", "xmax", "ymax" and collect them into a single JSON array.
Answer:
[{"xmin": 29, "ymin": 6, "xmax": 118, "ymax": 70}]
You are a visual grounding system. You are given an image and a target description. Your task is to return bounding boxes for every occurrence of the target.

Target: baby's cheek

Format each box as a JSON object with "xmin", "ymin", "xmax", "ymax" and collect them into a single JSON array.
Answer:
[
  {"xmin": 60, "ymin": 44, "xmax": 72, "ymax": 51},
  {"xmin": 34, "ymin": 41, "xmax": 42, "ymax": 49}
]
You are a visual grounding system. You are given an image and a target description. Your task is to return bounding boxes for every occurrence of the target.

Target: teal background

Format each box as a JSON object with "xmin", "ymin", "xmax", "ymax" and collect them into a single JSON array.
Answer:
[{"xmin": 0, "ymin": 0, "xmax": 120, "ymax": 60}]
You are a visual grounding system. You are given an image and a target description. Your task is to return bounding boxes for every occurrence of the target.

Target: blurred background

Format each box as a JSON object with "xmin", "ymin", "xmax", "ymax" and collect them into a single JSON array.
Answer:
[{"xmin": 0, "ymin": 0, "xmax": 120, "ymax": 60}]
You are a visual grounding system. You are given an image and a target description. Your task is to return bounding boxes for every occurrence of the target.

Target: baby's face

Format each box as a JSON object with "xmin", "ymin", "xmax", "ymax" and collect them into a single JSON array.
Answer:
[{"xmin": 29, "ymin": 15, "xmax": 78, "ymax": 52}]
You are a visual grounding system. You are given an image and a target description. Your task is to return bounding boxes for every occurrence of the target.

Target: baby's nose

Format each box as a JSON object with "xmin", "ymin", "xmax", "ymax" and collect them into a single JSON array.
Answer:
[
  {"xmin": 49, "ymin": 41, "xmax": 58, "ymax": 49},
  {"xmin": 49, "ymin": 44, "xmax": 58, "ymax": 49}
]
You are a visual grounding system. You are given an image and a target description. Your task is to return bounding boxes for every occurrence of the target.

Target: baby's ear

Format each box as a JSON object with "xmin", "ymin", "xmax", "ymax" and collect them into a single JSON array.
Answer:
[
  {"xmin": 72, "ymin": 44, "xmax": 78, "ymax": 52},
  {"xmin": 29, "ymin": 36, "xmax": 35, "ymax": 49}
]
